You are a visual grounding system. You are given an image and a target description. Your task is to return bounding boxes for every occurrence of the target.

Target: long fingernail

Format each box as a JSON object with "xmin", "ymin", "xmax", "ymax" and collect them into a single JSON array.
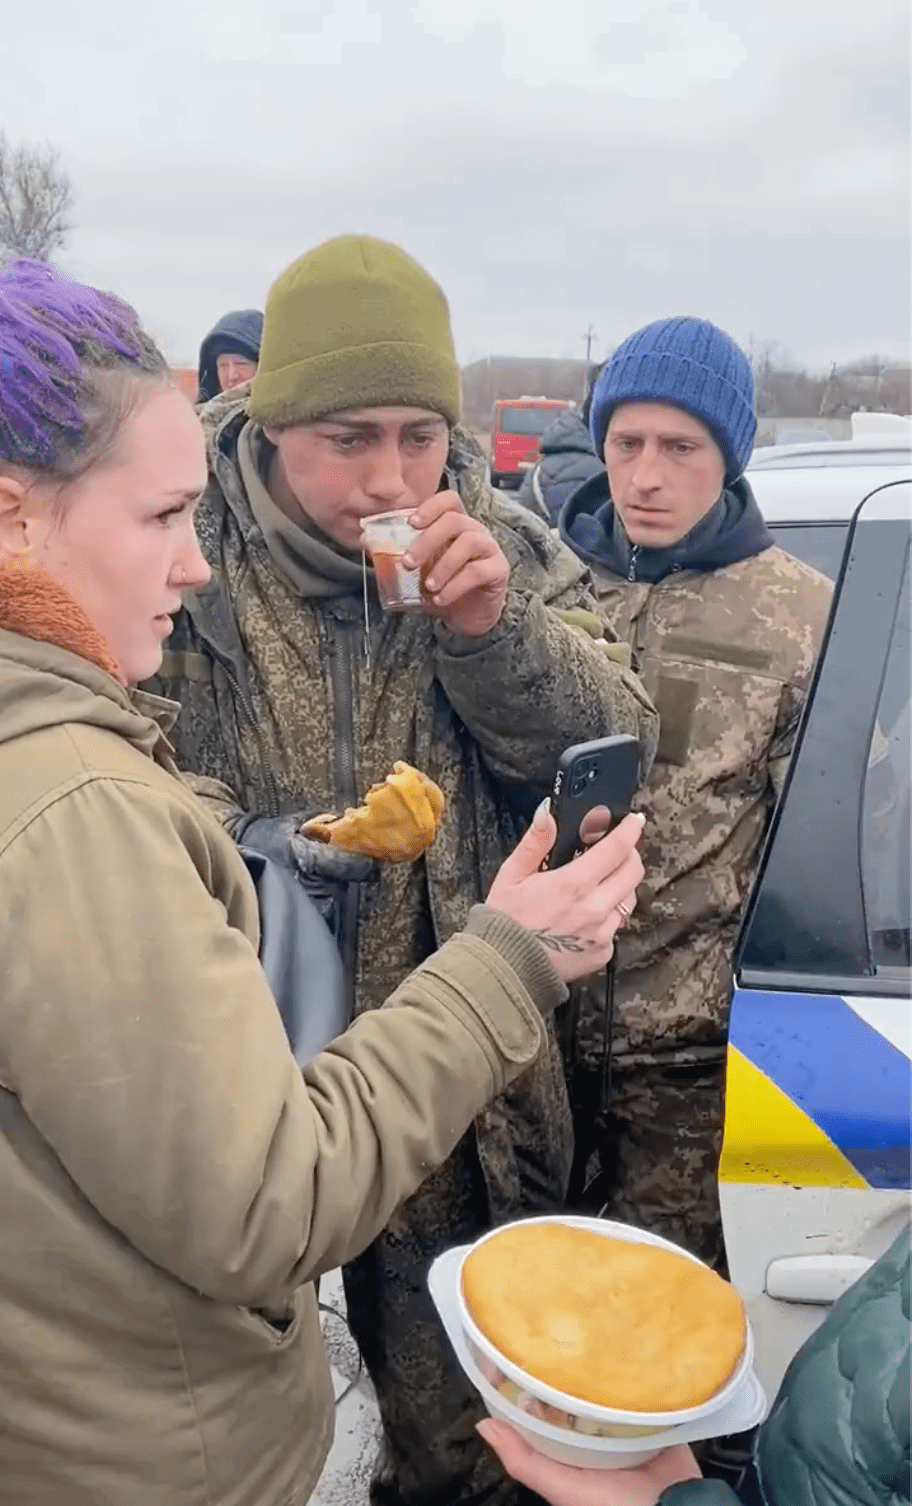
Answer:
[
  {"xmin": 533, "ymin": 798, "xmax": 551, "ymax": 830},
  {"xmin": 402, "ymin": 553, "xmax": 415, "ymax": 569}
]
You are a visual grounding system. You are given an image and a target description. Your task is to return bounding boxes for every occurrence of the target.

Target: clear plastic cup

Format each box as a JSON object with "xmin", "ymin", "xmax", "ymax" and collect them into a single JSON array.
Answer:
[{"xmin": 361, "ymin": 509, "xmax": 425, "ymax": 613}]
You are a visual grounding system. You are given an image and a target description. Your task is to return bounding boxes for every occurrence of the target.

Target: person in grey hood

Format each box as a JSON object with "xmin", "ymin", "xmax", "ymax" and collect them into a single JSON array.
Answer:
[
  {"xmin": 558, "ymin": 317, "xmax": 833, "ymax": 1299},
  {"xmin": 516, "ymin": 365, "xmax": 605, "ymax": 526},
  {"xmin": 197, "ymin": 308, "xmax": 263, "ymax": 403}
]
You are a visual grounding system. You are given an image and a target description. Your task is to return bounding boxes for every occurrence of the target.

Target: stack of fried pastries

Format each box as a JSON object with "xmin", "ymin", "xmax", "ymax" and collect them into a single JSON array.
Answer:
[{"xmin": 461, "ymin": 1223, "xmax": 746, "ymax": 1413}]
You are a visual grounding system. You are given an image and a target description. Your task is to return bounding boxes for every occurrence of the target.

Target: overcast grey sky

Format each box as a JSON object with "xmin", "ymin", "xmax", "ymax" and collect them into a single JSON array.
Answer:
[{"xmin": 3, "ymin": 0, "xmax": 909, "ymax": 370}]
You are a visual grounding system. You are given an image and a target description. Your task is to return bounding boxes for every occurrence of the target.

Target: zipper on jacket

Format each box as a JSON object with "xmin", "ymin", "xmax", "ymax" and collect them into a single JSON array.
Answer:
[
  {"xmin": 318, "ymin": 614, "xmax": 358, "ymax": 812},
  {"xmin": 201, "ymin": 638, "xmax": 282, "ymax": 819},
  {"xmin": 627, "ymin": 545, "xmax": 640, "ymax": 583},
  {"xmin": 335, "ymin": 624, "xmax": 359, "ymax": 813},
  {"xmin": 629, "ymin": 607, "xmax": 650, "ymax": 676},
  {"xmin": 318, "ymin": 611, "xmax": 360, "ymax": 1016}
]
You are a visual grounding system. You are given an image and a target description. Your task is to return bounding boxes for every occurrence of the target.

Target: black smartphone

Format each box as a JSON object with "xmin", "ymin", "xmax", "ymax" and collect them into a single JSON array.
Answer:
[{"xmin": 548, "ymin": 735, "xmax": 641, "ymax": 869}]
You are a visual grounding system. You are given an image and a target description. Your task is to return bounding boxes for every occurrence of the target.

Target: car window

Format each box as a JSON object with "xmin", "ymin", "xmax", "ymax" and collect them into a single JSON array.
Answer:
[
  {"xmin": 738, "ymin": 489, "xmax": 911, "ymax": 990},
  {"xmin": 861, "ymin": 547, "xmax": 911, "ymax": 972},
  {"xmin": 497, "ymin": 406, "xmax": 563, "ymax": 436},
  {"xmin": 767, "ymin": 522, "xmax": 848, "ymax": 581}
]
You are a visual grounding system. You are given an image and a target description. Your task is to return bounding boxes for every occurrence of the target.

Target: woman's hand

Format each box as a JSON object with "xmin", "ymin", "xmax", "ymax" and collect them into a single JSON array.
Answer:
[
  {"xmin": 477, "ymin": 1420, "xmax": 703, "ymax": 1506},
  {"xmin": 485, "ymin": 804, "xmax": 645, "ymax": 983}
]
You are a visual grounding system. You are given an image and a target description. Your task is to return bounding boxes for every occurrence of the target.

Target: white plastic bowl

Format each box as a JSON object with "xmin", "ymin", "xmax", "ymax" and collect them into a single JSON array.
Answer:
[
  {"xmin": 456, "ymin": 1215, "xmax": 753, "ymax": 1432},
  {"xmin": 427, "ymin": 1234, "xmax": 767, "ymax": 1471},
  {"xmin": 471, "ymin": 1358, "xmax": 665, "ymax": 1469},
  {"xmin": 458, "ymin": 1335, "xmax": 766, "ymax": 1470}
]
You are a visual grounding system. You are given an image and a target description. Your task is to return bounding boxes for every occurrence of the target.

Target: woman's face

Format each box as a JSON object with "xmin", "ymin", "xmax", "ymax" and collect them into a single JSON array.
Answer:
[{"xmin": 6, "ymin": 385, "xmax": 211, "ymax": 684}]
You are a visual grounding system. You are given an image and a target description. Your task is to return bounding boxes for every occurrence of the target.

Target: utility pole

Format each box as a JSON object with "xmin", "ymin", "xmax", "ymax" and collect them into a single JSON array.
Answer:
[
  {"xmin": 582, "ymin": 323, "xmax": 597, "ymax": 400},
  {"xmin": 819, "ymin": 361, "xmax": 837, "ymax": 419}
]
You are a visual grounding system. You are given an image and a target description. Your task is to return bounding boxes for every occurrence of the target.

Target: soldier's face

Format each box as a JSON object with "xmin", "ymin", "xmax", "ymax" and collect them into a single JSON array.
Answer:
[
  {"xmin": 264, "ymin": 407, "xmax": 450, "ymax": 550},
  {"xmin": 604, "ymin": 403, "xmax": 726, "ymax": 549}
]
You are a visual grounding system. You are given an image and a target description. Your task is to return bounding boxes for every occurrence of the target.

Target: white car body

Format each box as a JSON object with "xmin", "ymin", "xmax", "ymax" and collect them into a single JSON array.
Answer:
[
  {"xmin": 721, "ymin": 477, "xmax": 911, "ymax": 1405},
  {"xmin": 747, "ymin": 415, "xmax": 911, "ymax": 527}
]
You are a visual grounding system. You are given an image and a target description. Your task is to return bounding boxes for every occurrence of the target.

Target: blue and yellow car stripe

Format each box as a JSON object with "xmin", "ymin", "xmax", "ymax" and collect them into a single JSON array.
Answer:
[{"xmin": 720, "ymin": 990, "xmax": 912, "ymax": 1191}]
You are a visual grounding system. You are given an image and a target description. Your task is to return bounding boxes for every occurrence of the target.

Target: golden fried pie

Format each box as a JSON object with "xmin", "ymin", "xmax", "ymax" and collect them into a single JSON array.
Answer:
[
  {"xmin": 461, "ymin": 1223, "xmax": 745, "ymax": 1413},
  {"xmin": 301, "ymin": 761, "xmax": 445, "ymax": 863}
]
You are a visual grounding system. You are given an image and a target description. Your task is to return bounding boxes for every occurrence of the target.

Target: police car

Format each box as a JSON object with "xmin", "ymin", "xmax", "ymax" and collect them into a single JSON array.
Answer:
[{"xmin": 719, "ymin": 468, "xmax": 912, "ymax": 1400}]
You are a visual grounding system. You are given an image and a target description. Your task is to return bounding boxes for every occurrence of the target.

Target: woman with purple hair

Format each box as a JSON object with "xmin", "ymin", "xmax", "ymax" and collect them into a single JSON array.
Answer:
[{"xmin": 0, "ymin": 259, "xmax": 644, "ymax": 1503}]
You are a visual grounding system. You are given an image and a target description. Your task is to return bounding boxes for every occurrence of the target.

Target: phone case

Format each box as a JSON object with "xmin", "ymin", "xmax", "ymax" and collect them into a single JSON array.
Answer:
[{"xmin": 549, "ymin": 736, "xmax": 641, "ymax": 869}]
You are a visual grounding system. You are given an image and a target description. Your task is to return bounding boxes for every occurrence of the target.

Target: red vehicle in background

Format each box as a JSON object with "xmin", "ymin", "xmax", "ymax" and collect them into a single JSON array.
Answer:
[
  {"xmin": 491, "ymin": 397, "xmax": 570, "ymax": 489},
  {"xmin": 171, "ymin": 368, "xmax": 199, "ymax": 401}
]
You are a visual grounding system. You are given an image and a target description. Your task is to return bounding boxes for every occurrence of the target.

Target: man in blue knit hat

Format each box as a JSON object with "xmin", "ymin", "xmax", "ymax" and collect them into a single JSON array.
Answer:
[{"xmin": 559, "ymin": 316, "xmax": 832, "ymax": 1271}]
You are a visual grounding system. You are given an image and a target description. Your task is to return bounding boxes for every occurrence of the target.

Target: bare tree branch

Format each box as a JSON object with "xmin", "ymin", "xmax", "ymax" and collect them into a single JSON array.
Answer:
[{"xmin": 0, "ymin": 131, "xmax": 74, "ymax": 263}]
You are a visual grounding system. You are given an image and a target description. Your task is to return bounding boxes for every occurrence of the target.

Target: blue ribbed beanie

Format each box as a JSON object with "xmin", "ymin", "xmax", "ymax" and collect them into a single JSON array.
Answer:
[{"xmin": 590, "ymin": 316, "xmax": 757, "ymax": 482}]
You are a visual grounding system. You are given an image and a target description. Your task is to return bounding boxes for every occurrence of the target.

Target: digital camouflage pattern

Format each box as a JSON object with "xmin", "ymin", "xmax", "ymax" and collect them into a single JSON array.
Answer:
[
  {"xmin": 568, "ymin": 546, "xmax": 833, "ymax": 1265},
  {"xmin": 344, "ymin": 1133, "xmax": 531, "ymax": 1506},
  {"xmin": 568, "ymin": 1053, "xmax": 729, "ymax": 1269},
  {"xmin": 147, "ymin": 389, "xmax": 658, "ymax": 1506}
]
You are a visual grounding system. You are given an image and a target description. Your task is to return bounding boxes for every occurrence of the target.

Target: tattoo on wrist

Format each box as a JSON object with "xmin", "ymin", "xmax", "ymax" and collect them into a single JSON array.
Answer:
[{"xmin": 533, "ymin": 931, "xmax": 595, "ymax": 954}]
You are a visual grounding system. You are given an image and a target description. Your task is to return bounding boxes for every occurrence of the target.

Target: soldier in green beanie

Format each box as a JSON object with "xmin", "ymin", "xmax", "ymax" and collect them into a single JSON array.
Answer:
[{"xmin": 148, "ymin": 235, "xmax": 658, "ymax": 1506}]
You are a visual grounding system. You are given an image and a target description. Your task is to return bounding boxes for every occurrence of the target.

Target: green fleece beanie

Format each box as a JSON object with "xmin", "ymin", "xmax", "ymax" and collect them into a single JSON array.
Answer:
[{"xmin": 248, "ymin": 236, "xmax": 461, "ymax": 428}]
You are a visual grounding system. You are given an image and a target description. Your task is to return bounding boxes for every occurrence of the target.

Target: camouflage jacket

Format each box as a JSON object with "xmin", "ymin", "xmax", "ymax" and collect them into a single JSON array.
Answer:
[
  {"xmin": 148, "ymin": 393, "xmax": 658, "ymax": 1218},
  {"xmin": 578, "ymin": 545, "xmax": 832, "ymax": 1061}
]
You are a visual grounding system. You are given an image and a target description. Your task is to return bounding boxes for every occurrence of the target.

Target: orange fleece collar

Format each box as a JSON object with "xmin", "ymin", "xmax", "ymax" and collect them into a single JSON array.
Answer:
[{"xmin": 0, "ymin": 560, "xmax": 126, "ymax": 686}]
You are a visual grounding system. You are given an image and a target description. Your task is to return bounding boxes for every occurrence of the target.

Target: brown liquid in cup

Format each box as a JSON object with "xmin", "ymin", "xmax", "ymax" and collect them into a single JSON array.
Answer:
[{"xmin": 370, "ymin": 550, "xmax": 426, "ymax": 612}]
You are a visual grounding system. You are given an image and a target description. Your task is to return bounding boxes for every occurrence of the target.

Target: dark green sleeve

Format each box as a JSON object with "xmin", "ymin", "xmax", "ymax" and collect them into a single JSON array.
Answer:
[
  {"xmin": 660, "ymin": 1483, "xmax": 743, "ymax": 1504},
  {"xmin": 433, "ymin": 589, "xmax": 658, "ymax": 789}
]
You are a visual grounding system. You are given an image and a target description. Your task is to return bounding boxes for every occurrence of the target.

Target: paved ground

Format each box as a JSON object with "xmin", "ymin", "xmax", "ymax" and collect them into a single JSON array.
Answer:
[{"xmin": 313, "ymin": 1270, "xmax": 382, "ymax": 1506}]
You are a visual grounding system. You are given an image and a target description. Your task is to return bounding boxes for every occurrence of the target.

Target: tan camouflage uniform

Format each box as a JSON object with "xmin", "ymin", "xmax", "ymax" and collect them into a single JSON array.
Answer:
[
  {"xmin": 569, "ymin": 547, "xmax": 832, "ymax": 1268},
  {"xmin": 148, "ymin": 390, "xmax": 658, "ymax": 1506}
]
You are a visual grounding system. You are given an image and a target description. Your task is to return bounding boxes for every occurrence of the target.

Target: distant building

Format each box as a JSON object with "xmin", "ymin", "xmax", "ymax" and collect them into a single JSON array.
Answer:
[{"xmin": 462, "ymin": 355, "xmax": 591, "ymax": 429}]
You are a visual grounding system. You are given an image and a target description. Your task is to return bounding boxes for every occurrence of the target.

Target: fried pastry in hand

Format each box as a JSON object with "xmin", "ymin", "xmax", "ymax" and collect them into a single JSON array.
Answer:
[{"xmin": 301, "ymin": 761, "xmax": 445, "ymax": 862}]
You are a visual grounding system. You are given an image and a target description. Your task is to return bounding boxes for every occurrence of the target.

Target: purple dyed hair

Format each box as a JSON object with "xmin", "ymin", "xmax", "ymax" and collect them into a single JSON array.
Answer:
[{"xmin": 0, "ymin": 258, "xmax": 171, "ymax": 482}]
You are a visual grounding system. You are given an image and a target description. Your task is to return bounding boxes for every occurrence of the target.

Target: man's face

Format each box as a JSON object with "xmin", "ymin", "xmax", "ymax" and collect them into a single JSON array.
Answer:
[
  {"xmin": 216, "ymin": 352, "xmax": 258, "ymax": 392},
  {"xmin": 604, "ymin": 402, "xmax": 726, "ymax": 549},
  {"xmin": 264, "ymin": 407, "xmax": 450, "ymax": 550}
]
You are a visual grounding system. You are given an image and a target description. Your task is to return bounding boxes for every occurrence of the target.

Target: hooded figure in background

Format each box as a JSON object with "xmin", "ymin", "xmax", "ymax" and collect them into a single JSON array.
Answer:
[
  {"xmin": 516, "ymin": 362, "xmax": 606, "ymax": 525},
  {"xmin": 197, "ymin": 308, "xmax": 263, "ymax": 403}
]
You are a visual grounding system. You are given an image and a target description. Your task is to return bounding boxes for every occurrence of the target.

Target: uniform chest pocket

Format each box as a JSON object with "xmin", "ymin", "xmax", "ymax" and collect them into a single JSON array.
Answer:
[
  {"xmin": 652, "ymin": 673, "xmax": 698, "ymax": 766},
  {"xmin": 649, "ymin": 636, "xmax": 780, "ymax": 770}
]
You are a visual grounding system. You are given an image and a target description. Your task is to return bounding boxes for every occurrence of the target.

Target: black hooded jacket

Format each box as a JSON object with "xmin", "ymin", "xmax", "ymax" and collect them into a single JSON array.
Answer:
[{"xmin": 516, "ymin": 408, "xmax": 605, "ymax": 526}]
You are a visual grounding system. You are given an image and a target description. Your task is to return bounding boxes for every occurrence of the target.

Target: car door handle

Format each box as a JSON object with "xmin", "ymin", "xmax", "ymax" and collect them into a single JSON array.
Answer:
[{"xmin": 765, "ymin": 1254, "xmax": 874, "ymax": 1305}]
